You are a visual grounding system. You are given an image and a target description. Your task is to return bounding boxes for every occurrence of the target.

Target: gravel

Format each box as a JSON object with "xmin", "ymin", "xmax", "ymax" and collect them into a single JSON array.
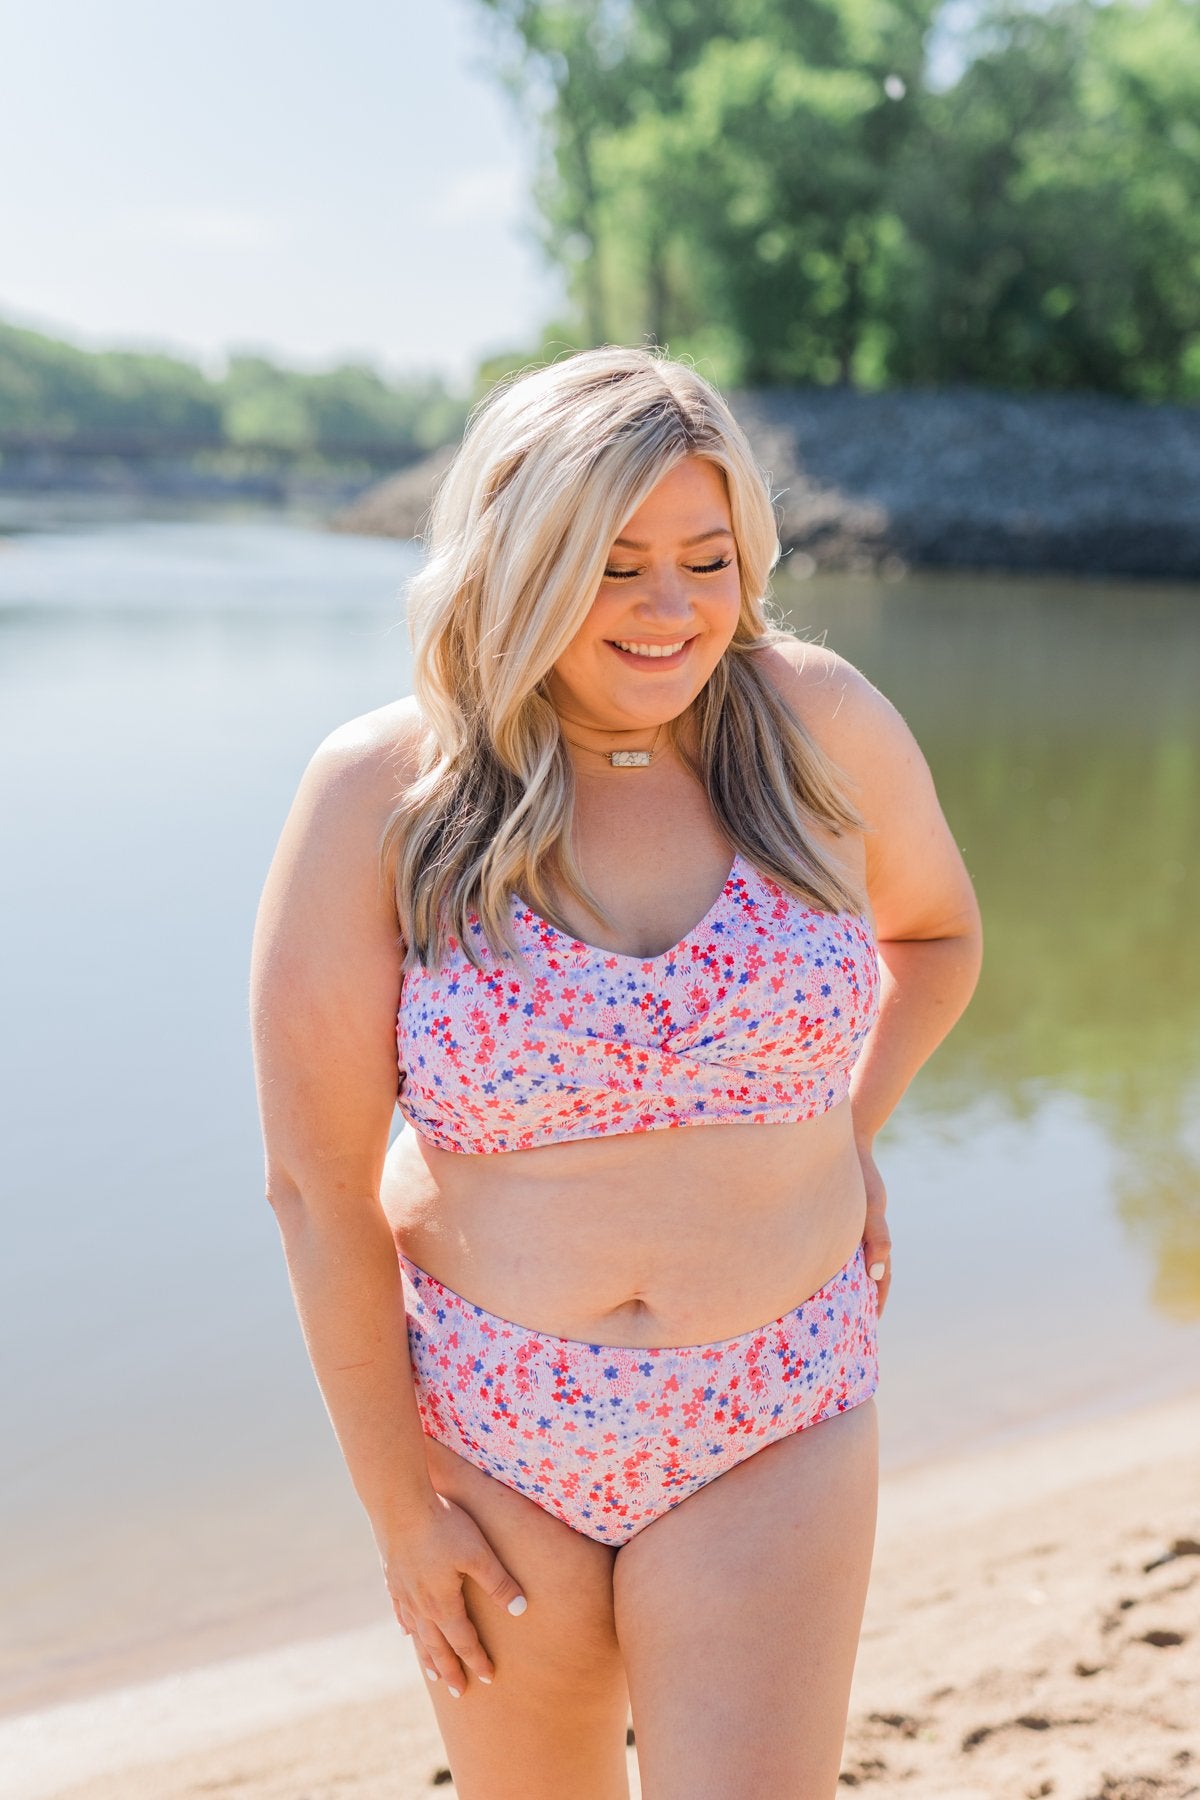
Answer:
[{"xmin": 329, "ymin": 384, "xmax": 1200, "ymax": 580}]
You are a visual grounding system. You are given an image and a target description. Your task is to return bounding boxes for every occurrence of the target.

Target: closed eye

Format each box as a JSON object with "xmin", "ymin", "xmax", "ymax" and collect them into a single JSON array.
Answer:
[{"xmin": 603, "ymin": 556, "xmax": 733, "ymax": 581}]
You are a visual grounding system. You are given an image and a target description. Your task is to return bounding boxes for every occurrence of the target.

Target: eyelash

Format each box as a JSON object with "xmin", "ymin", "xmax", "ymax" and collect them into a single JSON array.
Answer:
[{"xmin": 602, "ymin": 556, "xmax": 733, "ymax": 581}]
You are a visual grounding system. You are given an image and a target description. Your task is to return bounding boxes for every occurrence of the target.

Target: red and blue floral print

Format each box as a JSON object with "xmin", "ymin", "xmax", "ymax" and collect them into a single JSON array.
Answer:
[
  {"xmin": 400, "ymin": 1241, "xmax": 879, "ymax": 1544},
  {"xmin": 396, "ymin": 852, "xmax": 880, "ymax": 1155}
]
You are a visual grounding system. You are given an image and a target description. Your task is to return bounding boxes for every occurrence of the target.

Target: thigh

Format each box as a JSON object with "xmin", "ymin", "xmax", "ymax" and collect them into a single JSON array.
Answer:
[
  {"xmin": 414, "ymin": 1433, "xmax": 632, "ymax": 1800},
  {"xmin": 612, "ymin": 1398, "xmax": 879, "ymax": 1800}
]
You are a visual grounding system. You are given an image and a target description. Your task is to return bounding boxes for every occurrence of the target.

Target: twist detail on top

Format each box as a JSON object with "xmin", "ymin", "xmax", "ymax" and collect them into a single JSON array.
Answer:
[{"xmin": 395, "ymin": 851, "xmax": 880, "ymax": 1156}]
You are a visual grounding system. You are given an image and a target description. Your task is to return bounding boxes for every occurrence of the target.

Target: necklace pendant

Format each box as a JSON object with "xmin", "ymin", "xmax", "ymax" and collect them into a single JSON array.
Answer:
[{"xmin": 609, "ymin": 749, "xmax": 652, "ymax": 767}]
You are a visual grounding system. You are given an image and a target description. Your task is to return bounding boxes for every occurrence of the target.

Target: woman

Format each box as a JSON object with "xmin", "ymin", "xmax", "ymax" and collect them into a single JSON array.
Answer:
[{"xmin": 251, "ymin": 346, "xmax": 982, "ymax": 1799}]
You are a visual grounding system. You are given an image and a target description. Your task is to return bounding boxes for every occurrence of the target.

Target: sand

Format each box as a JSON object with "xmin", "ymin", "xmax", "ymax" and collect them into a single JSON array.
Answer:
[{"xmin": 5, "ymin": 1385, "xmax": 1197, "ymax": 1800}]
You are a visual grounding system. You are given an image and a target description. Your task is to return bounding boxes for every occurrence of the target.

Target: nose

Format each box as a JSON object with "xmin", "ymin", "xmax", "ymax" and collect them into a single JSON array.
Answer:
[{"xmin": 634, "ymin": 565, "xmax": 696, "ymax": 624}]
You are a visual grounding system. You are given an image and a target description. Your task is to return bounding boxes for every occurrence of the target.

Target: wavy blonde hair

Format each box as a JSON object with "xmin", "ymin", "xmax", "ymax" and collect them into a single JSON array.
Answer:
[{"xmin": 382, "ymin": 345, "xmax": 871, "ymax": 973}]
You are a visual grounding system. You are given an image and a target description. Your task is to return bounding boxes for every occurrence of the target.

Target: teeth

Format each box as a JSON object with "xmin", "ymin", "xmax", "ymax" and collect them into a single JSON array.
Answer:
[{"xmin": 613, "ymin": 639, "xmax": 687, "ymax": 658}]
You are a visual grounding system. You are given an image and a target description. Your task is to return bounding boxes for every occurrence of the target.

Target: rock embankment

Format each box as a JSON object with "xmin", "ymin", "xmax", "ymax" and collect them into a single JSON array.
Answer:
[{"xmin": 330, "ymin": 384, "xmax": 1200, "ymax": 580}]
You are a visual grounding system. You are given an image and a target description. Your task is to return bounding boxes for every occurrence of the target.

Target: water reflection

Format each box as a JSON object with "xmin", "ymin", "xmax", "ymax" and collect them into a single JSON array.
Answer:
[
  {"xmin": 1113, "ymin": 1112, "xmax": 1200, "ymax": 1324},
  {"xmin": 776, "ymin": 568, "xmax": 1200, "ymax": 1322}
]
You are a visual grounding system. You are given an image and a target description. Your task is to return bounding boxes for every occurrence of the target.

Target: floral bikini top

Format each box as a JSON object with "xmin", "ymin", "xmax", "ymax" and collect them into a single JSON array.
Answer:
[{"xmin": 395, "ymin": 850, "xmax": 880, "ymax": 1155}]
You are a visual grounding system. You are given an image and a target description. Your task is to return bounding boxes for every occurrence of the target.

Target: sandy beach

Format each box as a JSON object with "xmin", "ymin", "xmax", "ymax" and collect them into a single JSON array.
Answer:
[{"xmin": 6, "ymin": 1384, "xmax": 1197, "ymax": 1800}]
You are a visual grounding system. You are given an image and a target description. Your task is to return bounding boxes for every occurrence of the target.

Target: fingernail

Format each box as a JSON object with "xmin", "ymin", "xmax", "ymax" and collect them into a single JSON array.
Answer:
[
  {"xmin": 507, "ymin": 1595, "xmax": 528, "ymax": 1616},
  {"xmin": 868, "ymin": 1262, "xmax": 886, "ymax": 1281},
  {"xmin": 447, "ymin": 1685, "xmax": 462, "ymax": 1699},
  {"xmin": 424, "ymin": 1667, "xmax": 438, "ymax": 1682},
  {"xmin": 478, "ymin": 1674, "xmax": 493, "ymax": 1685}
]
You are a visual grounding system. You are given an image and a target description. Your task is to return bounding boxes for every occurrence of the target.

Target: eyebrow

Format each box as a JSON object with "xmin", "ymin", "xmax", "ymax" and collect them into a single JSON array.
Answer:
[{"xmin": 612, "ymin": 527, "xmax": 735, "ymax": 551}]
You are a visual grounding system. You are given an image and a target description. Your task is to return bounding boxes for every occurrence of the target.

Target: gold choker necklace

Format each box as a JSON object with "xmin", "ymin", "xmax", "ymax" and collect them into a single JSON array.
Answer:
[{"xmin": 561, "ymin": 723, "xmax": 664, "ymax": 768}]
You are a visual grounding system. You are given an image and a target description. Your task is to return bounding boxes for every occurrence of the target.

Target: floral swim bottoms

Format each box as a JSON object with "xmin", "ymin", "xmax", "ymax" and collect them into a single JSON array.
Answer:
[{"xmin": 399, "ymin": 1241, "xmax": 879, "ymax": 1546}]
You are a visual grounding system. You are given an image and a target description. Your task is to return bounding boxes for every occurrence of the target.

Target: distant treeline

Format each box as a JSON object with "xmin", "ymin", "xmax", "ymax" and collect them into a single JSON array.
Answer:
[
  {"xmin": 471, "ymin": 0, "xmax": 1200, "ymax": 400},
  {"xmin": 0, "ymin": 319, "xmax": 469, "ymax": 463},
  {"xmin": 7, "ymin": 0, "xmax": 1197, "ymax": 460}
]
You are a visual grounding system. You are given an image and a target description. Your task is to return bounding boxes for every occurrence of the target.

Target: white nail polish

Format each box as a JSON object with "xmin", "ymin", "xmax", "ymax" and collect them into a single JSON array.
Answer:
[
  {"xmin": 868, "ymin": 1262, "xmax": 886, "ymax": 1281},
  {"xmin": 425, "ymin": 1667, "xmax": 438, "ymax": 1681},
  {"xmin": 507, "ymin": 1595, "xmax": 528, "ymax": 1616},
  {"xmin": 478, "ymin": 1674, "xmax": 493, "ymax": 1685},
  {"xmin": 448, "ymin": 1686, "xmax": 462, "ymax": 1699}
]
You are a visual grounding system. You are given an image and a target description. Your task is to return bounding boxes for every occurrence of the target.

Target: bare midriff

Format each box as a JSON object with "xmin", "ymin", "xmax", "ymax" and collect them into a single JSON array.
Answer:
[
  {"xmin": 381, "ymin": 694, "xmax": 874, "ymax": 1349},
  {"xmin": 379, "ymin": 1102, "xmax": 868, "ymax": 1348}
]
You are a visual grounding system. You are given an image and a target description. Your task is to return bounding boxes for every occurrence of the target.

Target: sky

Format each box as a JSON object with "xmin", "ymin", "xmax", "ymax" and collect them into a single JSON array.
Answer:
[
  {"xmin": 0, "ymin": 0, "xmax": 567, "ymax": 387},
  {"xmin": 1, "ymin": 1, "xmax": 976, "ymax": 392}
]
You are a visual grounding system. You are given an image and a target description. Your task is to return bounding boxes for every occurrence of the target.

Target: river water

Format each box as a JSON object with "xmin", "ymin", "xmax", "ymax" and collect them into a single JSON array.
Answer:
[{"xmin": 1, "ymin": 504, "xmax": 1197, "ymax": 1715}]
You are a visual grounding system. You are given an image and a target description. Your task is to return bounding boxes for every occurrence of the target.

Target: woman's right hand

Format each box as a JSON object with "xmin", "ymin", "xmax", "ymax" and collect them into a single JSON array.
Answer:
[{"xmin": 376, "ymin": 1491, "xmax": 528, "ymax": 1695}]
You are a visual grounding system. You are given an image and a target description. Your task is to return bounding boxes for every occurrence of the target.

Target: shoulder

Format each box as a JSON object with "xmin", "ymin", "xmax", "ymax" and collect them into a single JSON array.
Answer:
[
  {"xmin": 748, "ymin": 635, "xmax": 982, "ymax": 939},
  {"xmin": 301, "ymin": 694, "xmax": 430, "ymax": 821},
  {"xmin": 263, "ymin": 697, "xmax": 430, "ymax": 924},
  {"xmin": 254, "ymin": 699, "xmax": 433, "ymax": 981},
  {"xmin": 747, "ymin": 634, "xmax": 916, "ymax": 817}
]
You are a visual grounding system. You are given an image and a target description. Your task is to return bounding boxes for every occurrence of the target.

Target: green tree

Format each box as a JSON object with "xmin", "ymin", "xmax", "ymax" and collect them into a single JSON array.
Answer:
[
  {"xmin": 0, "ymin": 319, "xmax": 469, "ymax": 457},
  {"xmin": 220, "ymin": 354, "xmax": 470, "ymax": 455},
  {"xmin": 881, "ymin": 0, "xmax": 1200, "ymax": 396},
  {"xmin": 468, "ymin": 0, "xmax": 1200, "ymax": 398},
  {"xmin": 471, "ymin": 0, "xmax": 939, "ymax": 383},
  {"xmin": 0, "ymin": 319, "xmax": 222, "ymax": 438},
  {"xmin": 221, "ymin": 355, "xmax": 315, "ymax": 451}
]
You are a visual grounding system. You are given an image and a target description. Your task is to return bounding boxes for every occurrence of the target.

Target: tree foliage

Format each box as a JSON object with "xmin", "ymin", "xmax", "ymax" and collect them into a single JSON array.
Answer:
[
  {"xmin": 0, "ymin": 320, "xmax": 467, "ymax": 454},
  {"xmin": 470, "ymin": 0, "xmax": 1200, "ymax": 397}
]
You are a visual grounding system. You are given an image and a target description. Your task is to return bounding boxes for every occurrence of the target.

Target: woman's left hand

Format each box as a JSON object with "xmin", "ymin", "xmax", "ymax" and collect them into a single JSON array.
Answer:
[{"xmin": 856, "ymin": 1138, "xmax": 891, "ymax": 1320}]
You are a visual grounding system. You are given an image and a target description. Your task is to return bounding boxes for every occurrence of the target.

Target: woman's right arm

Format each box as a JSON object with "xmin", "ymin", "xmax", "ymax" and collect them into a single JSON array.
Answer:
[{"xmin": 249, "ymin": 703, "xmax": 526, "ymax": 1693}]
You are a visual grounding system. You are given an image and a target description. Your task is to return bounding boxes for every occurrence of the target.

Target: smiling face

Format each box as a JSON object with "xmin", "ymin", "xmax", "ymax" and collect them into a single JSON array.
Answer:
[{"xmin": 545, "ymin": 455, "xmax": 742, "ymax": 747}]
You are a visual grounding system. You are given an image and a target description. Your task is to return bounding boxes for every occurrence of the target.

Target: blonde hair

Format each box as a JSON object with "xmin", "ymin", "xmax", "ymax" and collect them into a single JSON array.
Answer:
[{"xmin": 382, "ymin": 344, "xmax": 870, "ymax": 972}]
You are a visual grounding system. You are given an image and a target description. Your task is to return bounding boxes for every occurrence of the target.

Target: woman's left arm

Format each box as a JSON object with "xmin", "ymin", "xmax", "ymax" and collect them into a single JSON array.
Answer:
[{"xmin": 770, "ymin": 641, "xmax": 985, "ymax": 1318}]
